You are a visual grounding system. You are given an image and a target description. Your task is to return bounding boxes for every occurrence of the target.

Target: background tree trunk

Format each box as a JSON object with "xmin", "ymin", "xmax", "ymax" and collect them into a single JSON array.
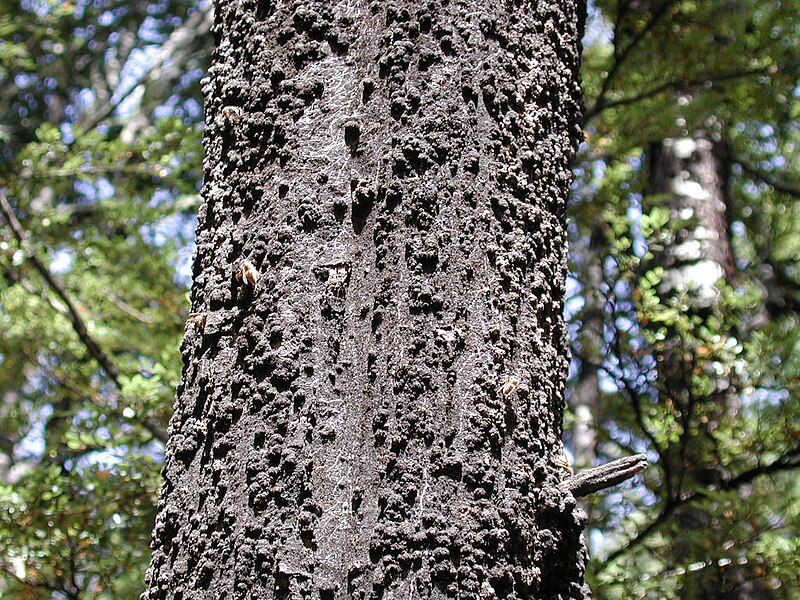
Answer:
[
  {"xmin": 143, "ymin": 1, "xmax": 587, "ymax": 598},
  {"xmin": 568, "ymin": 221, "xmax": 605, "ymax": 548},
  {"xmin": 646, "ymin": 137, "xmax": 773, "ymax": 599},
  {"xmin": 647, "ymin": 138, "xmax": 735, "ymax": 303},
  {"xmin": 570, "ymin": 222, "xmax": 605, "ymax": 473}
]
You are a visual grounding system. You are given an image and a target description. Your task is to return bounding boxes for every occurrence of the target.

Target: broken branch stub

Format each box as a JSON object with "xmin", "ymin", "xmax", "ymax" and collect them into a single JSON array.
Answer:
[{"xmin": 564, "ymin": 454, "xmax": 649, "ymax": 498}]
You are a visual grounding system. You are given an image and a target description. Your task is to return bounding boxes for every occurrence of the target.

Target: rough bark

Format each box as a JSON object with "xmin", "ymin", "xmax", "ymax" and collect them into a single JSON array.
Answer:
[{"xmin": 143, "ymin": 1, "xmax": 586, "ymax": 598}]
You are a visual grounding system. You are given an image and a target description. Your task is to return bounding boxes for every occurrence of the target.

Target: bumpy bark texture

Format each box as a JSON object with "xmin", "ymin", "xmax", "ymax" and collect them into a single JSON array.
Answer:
[{"xmin": 144, "ymin": 1, "xmax": 586, "ymax": 598}]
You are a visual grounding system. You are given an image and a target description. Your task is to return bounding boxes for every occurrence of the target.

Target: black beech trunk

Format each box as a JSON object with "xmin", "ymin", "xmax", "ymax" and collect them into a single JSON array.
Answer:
[{"xmin": 143, "ymin": 1, "xmax": 586, "ymax": 598}]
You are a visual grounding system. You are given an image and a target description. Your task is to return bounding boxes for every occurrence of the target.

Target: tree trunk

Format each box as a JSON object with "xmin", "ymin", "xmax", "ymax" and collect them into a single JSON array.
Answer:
[
  {"xmin": 143, "ymin": 1, "xmax": 587, "ymax": 598},
  {"xmin": 646, "ymin": 138, "xmax": 774, "ymax": 599},
  {"xmin": 570, "ymin": 222, "xmax": 604, "ymax": 472},
  {"xmin": 647, "ymin": 138, "xmax": 734, "ymax": 304},
  {"xmin": 567, "ymin": 221, "xmax": 604, "ymax": 551},
  {"xmin": 646, "ymin": 137, "xmax": 736, "ymax": 466}
]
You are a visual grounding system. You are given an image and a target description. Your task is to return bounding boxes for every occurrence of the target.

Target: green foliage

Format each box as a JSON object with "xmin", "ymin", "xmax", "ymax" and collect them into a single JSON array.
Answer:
[
  {"xmin": 570, "ymin": 2, "xmax": 800, "ymax": 597},
  {"xmin": 0, "ymin": 0, "xmax": 209, "ymax": 594},
  {"xmin": 584, "ymin": 0, "xmax": 800, "ymax": 154},
  {"xmin": 0, "ymin": 458, "xmax": 160, "ymax": 598}
]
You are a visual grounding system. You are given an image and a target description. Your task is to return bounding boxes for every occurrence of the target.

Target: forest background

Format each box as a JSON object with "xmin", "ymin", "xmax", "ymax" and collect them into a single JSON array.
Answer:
[{"xmin": 0, "ymin": 0, "xmax": 798, "ymax": 598}]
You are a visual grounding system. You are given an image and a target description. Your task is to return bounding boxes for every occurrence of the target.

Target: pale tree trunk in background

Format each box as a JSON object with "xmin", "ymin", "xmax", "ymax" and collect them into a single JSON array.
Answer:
[
  {"xmin": 570, "ymin": 223, "xmax": 604, "ymax": 471},
  {"xmin": 648, "ymin": 138, "xmax": 734, "ymax": 306},
  {"xmin": 647, "ymin": 137, "xmax": 772, "ymax": 599},
  {"xmin": 119, "ymin": 1, "xmax": 214, "ymax": 144},
  {"xmin": 647, "ymin": 138, "xmax": 738, "ymax": 450},
  {"xmin": 569, "ymin": 222, "xmax": 604, "ymax": 549},
  {"xmin": 143, "ymin": 1, "xmax": 587, "ymax": 598}
]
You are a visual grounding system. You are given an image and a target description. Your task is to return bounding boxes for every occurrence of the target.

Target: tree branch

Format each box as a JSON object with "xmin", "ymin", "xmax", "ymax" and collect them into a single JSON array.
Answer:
[
  {"xmin": 585, "ymin": 65, "xmax": 775, "ymax": 122},
  {"xmin": 739, "ymin": 161, "xmax": 800, "ymax": 199},
  {"xmin": 18, "ymin": 164, "xmax": 161, "ymax": 181},
  {"xmin": 604, "ymin": 444, "xmax": 800, "ymax": 563},
  {"xmin": 0, "ymin": 564, "xmax": 61, "ymax": 595},
  {"xmin": 591, "ymin": 0, "xmax": 675, "ymax": 119},
  {"xmin": 0, "ymin": 192, "xmax": 121, "ymax": 382},
  {"xmin": 605, "ymin": 498, "xmax": 677, "ymax": 563},
  {"xmin": 565, "ymin": 453, "xmax": 649, "ymax": 497},
  {"xmin": 76, "ymin": 1, "xmax": 212, "ymax": 137},
  {"xmin": 0, "ymin": 191, "xmax": 167, "ymax": 442},
  {"xmin": 719, "ymin": 447, "xmax": 800, "ymax": 491}
]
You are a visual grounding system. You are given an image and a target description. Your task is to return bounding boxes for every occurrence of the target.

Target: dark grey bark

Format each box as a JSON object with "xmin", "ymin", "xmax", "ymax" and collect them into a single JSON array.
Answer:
[{"xmin": 144, "ymin": 1, "xmax": 586, "ymax": 598}]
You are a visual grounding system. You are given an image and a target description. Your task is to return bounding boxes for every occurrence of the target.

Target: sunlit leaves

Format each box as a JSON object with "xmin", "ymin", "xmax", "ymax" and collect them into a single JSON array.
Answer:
[
  {"xmin": 572, "ymin": 2, "xmax": 800, "ymax": 597},
  {"xmin": 0, "ymin": 458, "xmax": 160, "ymax": 599},
  {"xmin": 0, "ymin": 0, "xmax": 208, "ymax": 595}
]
